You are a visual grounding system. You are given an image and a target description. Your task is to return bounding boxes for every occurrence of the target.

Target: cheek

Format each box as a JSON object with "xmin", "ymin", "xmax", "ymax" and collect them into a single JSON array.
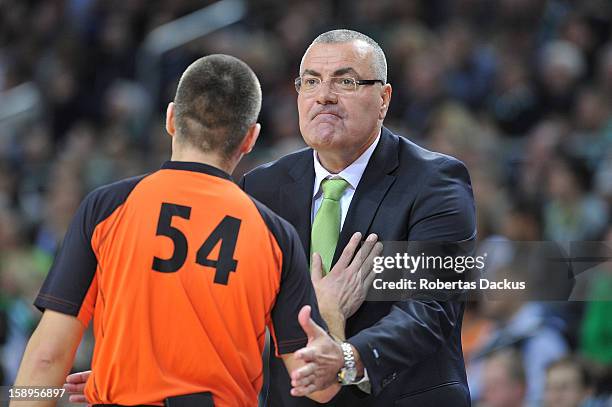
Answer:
[
  {"xmin": 346, "ymin": 99, "xmax": 379, "ymax": 128},
  {"xmin": 297, "ymin": 99, "xmax": 311, "ymax": 124}
]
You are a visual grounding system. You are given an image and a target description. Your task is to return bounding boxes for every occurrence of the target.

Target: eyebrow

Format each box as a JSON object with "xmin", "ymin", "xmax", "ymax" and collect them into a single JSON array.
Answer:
[{"xmin": 302, "ymin": 67, "xmax": 361, "ymax": 77}]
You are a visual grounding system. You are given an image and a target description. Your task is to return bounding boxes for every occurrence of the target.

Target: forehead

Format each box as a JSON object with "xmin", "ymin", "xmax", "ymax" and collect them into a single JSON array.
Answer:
[{"xmin": 301, "ymin": 40, "xmax": 374, "ymax": 76}]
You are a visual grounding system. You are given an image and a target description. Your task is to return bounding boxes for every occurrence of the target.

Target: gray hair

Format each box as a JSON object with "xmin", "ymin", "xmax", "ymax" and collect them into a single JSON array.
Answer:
[{"xmin": 301, "ymin": 29, "xmax": 388, "ymax": 83}]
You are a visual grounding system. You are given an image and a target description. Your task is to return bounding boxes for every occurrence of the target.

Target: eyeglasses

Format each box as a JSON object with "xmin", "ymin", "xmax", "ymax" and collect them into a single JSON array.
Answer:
[{"xmin": 294, "ymin": 76, "xmax": 385, "ymax": 94}]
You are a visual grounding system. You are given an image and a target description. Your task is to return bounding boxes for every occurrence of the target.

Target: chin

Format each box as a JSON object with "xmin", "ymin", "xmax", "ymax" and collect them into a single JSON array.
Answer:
[
  {"xmin": 307, "ymin": 137, "xmax": 339, "ymax": 151},
  {"xmin": 305, "ymin": 129, "xmax": 342, "ymax": 149}
]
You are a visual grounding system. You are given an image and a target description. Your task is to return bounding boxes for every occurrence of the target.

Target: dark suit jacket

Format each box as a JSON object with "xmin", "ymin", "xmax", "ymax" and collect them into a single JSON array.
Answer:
[{"xmin": 239, "ymin": 127, "xmax": 476, "ymax": 406}]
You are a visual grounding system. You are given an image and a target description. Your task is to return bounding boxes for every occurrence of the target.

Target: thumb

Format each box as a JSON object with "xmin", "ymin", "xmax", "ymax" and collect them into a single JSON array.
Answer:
[
  {"xmin": 298, "ymin": 305, "xmax": 324, "ymax": 340},
  {"xmin": 311, "ymin": 253, "xmax": 323, "ymax": 283}
]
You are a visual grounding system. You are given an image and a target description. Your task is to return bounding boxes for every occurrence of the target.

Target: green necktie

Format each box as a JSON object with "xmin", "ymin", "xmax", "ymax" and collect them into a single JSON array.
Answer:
[{"xmin": 311, "ymin": 178, "xmax": 350, "ymax": 275}]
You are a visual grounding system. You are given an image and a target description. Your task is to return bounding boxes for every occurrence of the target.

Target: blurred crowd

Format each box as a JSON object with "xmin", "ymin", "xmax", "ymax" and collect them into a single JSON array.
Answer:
[{"xmin": 1, "ymin": 0, "xmax": 611, "ymax": 406}]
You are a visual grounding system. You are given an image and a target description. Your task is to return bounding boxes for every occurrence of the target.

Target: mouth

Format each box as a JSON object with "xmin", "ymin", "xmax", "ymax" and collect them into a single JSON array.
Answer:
[{"xmin": 313, "ymin": 112, "xmax": 341, "ymax": 120}]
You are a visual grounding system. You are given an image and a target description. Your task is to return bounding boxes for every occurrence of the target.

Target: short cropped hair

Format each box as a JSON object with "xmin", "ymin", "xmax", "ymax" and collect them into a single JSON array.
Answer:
[
  {"xmin": 302, "ymin": 29, "xmax": 387, "ymax": 83},
  {"xmin": 173, "ymin": 54, "xmax": 262, "ymax": 158}
]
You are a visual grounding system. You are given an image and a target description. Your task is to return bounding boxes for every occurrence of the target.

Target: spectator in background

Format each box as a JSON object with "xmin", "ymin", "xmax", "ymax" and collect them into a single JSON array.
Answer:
[
  {"xmin": 515, "ymin": 119, "xmax": 567, "ymax": 204},
  {"xmin": 400, "ymin": 49, "xmax": 447, "ymax": 138},
  {"xmin": 544, "ymin": 357, "xmax": 594, "ymax": 407},
  {"xmin": 478, "ymin": 349, "xmax": 526, "ymax": 407},
  {"xmin": 32, "ymin": 159, "xmax": 82, "ymax": 259},
  {"xmin": 468, "ymin": 243, "xmax": 569, "ymax": 406},
  {"xmin": 0, "ymin": 209, "xmax": 45, "ymax": 385},
  {"xmin": 543, "ymin": 151, "xmax": 609, "ymax": 242},
  {"xmin": 567, "ymin": 86, "xmax": 612, "ymax": 171},
  {"xmin": 440, "ymin": 19, "xmax": 497, "ymax": 110},
  {"xmin": 488, "ymin": 55, "xmax": 541, "ymax": 137},
  {"xmin": 499, "ymin": 200, "xmax": 542, "ymax": 241},
  {"xmin": 537, "ymin": 40, "xmax": 585, "ymax": 116}
]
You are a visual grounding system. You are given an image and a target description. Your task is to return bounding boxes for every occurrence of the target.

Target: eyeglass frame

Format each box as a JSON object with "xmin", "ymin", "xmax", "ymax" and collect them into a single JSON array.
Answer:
[{"xmin": 294, "ymin": 75, "xmax": 385, "ymax": 94}]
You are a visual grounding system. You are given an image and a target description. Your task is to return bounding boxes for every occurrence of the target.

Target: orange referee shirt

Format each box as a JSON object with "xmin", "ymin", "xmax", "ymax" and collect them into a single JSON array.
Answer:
[{"xmin": 35, "ymin": 161, "xmax": 324, "ymax": 406}]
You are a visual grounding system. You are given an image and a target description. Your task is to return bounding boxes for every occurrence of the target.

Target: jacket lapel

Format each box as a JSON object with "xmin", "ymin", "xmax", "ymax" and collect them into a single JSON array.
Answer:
[
  {"xmin": 332, "ymin": 128, "xmax": 399, "ymax": 266},
  {"xmin": 278, "ymin": 151, "xmax": 315, "ymax": 256}
]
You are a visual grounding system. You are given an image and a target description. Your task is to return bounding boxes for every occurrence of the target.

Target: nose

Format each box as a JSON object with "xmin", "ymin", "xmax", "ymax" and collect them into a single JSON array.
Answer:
[{"xmin": 315, "ymin": 80, "xmax": 338, "ymax": 105}]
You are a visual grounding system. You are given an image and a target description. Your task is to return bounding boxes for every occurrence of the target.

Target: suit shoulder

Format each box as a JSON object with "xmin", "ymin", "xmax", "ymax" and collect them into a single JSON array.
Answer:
[
  {"xmin": 396, "ymin": 134, "xmax": 468, "ymax": 172},
  {"xmin": 247, "ymin": 147, "xmax": 311, "ymax": 174},
  {"xmin": 240, "ymin": 147, "xmax": 312, "ymax": 188}
]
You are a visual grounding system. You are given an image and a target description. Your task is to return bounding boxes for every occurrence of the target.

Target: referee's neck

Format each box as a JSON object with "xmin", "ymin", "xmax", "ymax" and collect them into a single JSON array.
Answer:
[{"xmin": 170, "ymin": 150, "xmax": 235, "ymax": 175}]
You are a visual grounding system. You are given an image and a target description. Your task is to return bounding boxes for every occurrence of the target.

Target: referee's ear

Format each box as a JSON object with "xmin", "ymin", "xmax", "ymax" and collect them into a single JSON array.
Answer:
[
  {"xmin": 239, "ymin": 122, "xmax": 261, "ymax": 155},
  {"xmin": 165, "ymin": 102, "xmax": 177, "ymax": 137}
]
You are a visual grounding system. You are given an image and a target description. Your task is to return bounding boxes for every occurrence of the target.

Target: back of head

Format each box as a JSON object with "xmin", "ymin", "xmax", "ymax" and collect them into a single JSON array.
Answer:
[{"xmin": 173, "ymin": 54, "xmax": 262, "ymax": 159}]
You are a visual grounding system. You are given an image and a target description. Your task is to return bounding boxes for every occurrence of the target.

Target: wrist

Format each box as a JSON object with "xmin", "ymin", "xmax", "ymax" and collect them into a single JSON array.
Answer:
[
  {"xmin": 337, "ymin": 341, "xmax": 366, "ymax": 385},
  {"xmin": 320, "ymin": 308, "xmax": 346, "ymax": 340},
  {"xmin": 337, "ymin": 342, "xmax": 357, "ymax": 385}
]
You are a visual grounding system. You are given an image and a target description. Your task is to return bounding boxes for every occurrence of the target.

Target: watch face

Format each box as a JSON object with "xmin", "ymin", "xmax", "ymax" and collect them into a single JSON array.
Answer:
[{"xmin": 344, "ymin": 367, "xmax": 357, "ymax": 384}]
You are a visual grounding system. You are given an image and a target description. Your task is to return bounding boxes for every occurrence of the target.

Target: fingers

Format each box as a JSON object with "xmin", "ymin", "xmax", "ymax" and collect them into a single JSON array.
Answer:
[
  {"xmin": 291, "ymin": 382, "xmax": 319, "ymax": 397},
  {"xmin": 290, "ymin": 363, "xmax": 322, "ymax": 397},
  {"xmin": 294, "ymin": 347, "xmax": 316, "ymax": 362},
  {"xmin": 298, "ymin": 305, "xmax": 328, "ymax": 341},
  {"xmin": 333, "ymin": 232, "xmax": 362, "ymax": 271},
  {"xmin": 291, "ymin": 362, "xmax": 316, "ymax": 382},
  {"xmin": 350, "ymin": 233, "xmax": 378, "ymax": 271},
  {"xmin": 310, "ymin": 253, "xmax": 323, "ymax": 283},
  {"xmin": 297, "ymin": 305, "xmax": 321, "ymax": 340},
  {"xmin": 64, "ymin": 371, "xmax": 90, "ymax": 403},
  {"xmin": 362, "ymin": 241, "xmax": 384, "ymax": 289},
  {"xmin": 66, "ymin": 370, "xmax": 91, "ymax": 384},
  {"xmin": 67, "ymin": 394, "xmax": 88, "ymax": 403},
  {"xmin": 64, "ymin": 382, "xmax": 86, "ymax": 393},
  {"xmin": 297, "ymin": 305, "xmax": 313, "ymax": 339}
]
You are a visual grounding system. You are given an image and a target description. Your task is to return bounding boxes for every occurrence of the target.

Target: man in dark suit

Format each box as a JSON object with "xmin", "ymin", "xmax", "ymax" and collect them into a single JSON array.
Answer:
[{"xmin": 240, "ymin": 29, "xmax": 476, "ymax": 406}]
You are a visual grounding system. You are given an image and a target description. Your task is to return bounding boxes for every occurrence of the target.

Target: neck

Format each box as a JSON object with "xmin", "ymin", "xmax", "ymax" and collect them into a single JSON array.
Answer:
[{"xmin": 171, "ymin": 147, "xmax": 236, "ymax": 175}]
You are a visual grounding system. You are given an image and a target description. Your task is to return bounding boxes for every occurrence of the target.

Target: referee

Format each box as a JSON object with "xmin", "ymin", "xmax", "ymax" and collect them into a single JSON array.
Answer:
[{"xmin": 10, "ymin": 55, "xmax": 363, "ymax": 407}]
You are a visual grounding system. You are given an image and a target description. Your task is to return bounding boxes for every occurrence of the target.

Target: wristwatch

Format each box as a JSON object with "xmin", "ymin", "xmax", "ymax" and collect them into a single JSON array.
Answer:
[{"xmin": 337, "ymin": 342, "xmax": 358, "ymax": 385}]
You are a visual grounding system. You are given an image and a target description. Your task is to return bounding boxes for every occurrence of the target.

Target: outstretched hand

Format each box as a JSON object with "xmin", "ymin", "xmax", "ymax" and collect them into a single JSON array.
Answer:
[{"xmin": 290, "ymin": 305, "xmax": 343, "ymax": 397}]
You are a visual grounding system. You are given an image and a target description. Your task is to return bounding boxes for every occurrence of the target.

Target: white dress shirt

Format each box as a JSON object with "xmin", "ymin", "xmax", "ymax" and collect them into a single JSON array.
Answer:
[{"xmin": 311, "ymin": 133, "xmax": 381, "ymax": 226}]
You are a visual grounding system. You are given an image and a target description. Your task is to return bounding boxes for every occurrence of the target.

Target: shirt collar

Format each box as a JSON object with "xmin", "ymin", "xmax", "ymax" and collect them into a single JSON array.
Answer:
[
  {"xmin": 161, "ymin": 160, "xmax": 232, "ymax": 180},
  {"xmin": 312, "ymin": 131, "xmax": 381, "ymax": 198}
]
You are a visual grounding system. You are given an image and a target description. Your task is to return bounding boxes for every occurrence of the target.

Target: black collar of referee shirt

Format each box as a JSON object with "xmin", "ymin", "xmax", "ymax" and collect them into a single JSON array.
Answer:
[{"xmin": 161, "ymin": 160, "xmax": 232, "ymax": 181}]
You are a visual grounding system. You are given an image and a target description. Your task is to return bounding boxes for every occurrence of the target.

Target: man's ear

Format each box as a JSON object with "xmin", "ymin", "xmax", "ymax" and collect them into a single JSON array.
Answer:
[
  {"xmin": 379, "ymin": 84, "xmax": 392, "ymax": 120},
  {"xmin": 239, "ymin": 123, "xmax": 261, "ymax": 155},
  {"xmin": 166, "ymin": 102, "xmax": 176, "ymax": 137}
]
